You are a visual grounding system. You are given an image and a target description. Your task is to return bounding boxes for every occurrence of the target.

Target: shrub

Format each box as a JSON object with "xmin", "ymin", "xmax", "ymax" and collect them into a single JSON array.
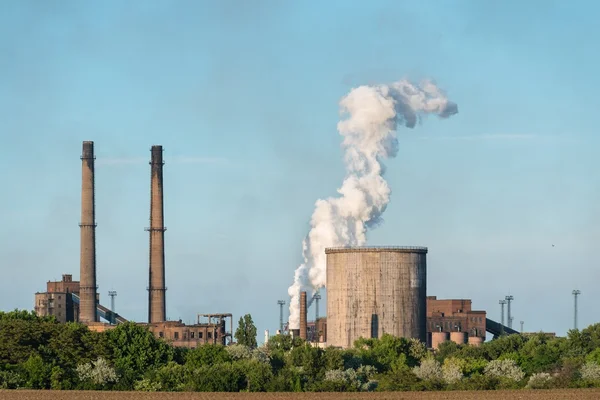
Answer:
[
  {"xmin": 76, "ymin": 358, "xmax": 118, "ymax": 387},
  {"xmin": 413, "ymin": 358, "xmax": 442, "ymax": 382},
  {"xmin": 581, "ymin": 361, "xmax": 600, "ymax": 381},
  {"xmin": 484, "ymin": 359, "xmax": 525, "ymax": 382},
  {"xmin": 526, "ymin": 372, "xmax": 553, "ymax": 389},
  {"xmin": 442, "ymin": 358, "xmax": 463, "ymax": 384}
]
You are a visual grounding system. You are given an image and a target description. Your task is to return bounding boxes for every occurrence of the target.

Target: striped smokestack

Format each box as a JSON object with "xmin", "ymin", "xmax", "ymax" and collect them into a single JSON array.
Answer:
[
  {"xmin": 79, "ymin": 141, "xmax": 97, "ymax": 323},
  {"xmin": 300, "ymin": 291, "xmax": 307, "ymax": 340},
  {"xmin": 147, "ymin": 145, "xmax": 166, "ymax": 323}
]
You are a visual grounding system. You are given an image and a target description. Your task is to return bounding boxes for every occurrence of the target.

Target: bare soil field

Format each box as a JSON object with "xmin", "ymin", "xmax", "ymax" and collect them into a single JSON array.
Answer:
[{"xmin": 2, "ymin": 390, "xmax": 600, "ymax": 400}]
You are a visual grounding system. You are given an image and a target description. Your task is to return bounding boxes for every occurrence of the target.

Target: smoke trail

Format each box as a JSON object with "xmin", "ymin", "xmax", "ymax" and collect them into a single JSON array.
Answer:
[{"xmin": 287, "ymin": 79, "xmax": 458, "ymax": 328}]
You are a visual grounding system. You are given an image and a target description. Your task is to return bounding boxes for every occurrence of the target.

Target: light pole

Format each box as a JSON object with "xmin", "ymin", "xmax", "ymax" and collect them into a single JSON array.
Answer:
[
  {"xmin": 499, "ymin": 300, "xmax": 507, "ymax": 333},
  {"xmin": 572, "ymin": 290, "xmax": 581, "ymax": 330},
  {"xmin": 505, "ymin": 295, "xmax": 514, "ymax": 329}
]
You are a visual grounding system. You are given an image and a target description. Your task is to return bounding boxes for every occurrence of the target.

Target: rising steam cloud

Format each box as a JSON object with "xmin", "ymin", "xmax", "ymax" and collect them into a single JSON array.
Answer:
[{"xmin": 287, "ymin": 79, "xmax": 458, "ymax": 329}]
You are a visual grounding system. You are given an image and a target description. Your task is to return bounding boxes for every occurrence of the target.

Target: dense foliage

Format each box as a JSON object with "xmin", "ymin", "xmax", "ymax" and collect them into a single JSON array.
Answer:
[{"xmin": 1, "ymin": 310, "xmax": 600, "ymax": 392}]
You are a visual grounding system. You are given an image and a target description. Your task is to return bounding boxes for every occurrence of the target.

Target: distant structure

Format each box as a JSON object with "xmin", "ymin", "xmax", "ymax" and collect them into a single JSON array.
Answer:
[
  {"xmin": 426, "ymin": 297, "xmax": 486, "ymax": 348},
  {"xmin": 505, "ymin": 295, "xmax": 514, "ymax": 329},
  {"xmin": 277, "ymin": 300, "xmax": 286, "ymax": 333},
  {"xmin": 35, "ymin": 275, "xmax": 81, "ymax": 323},
  {"xmin": 499, "ymin": 299, "xmax": 507, "ymax": 334},
  {"xmin": 313, "ymin": 291, "xmax": 321, "ymax": 322},
  {"xmin": 34, "ymin": 274, "xmax": 123, "ymax": 324},
  {"xmin": 34, "ymin": 141, "xmax": 233, "ymax": 349},
  {"xmin": 572, "ymin": 289, "xmax": 581, "ymax": 330},
  {"xmin": 326, "ymin": 246, "xmax": 427, "ymax": 349},
  {"xmin": 147, "ymin": 145, "xmax": 167, "ymax": 323},
  {"xmin": 79, "ymin": 141, "xmax": 98, "ymax": 323},
  {"xmin": 108, "ymin": 290, "xmax": 117, "ymax": 325},
  {"xmin": 520, "ymin": 320, "xmax": 524, "ymax": 333}
]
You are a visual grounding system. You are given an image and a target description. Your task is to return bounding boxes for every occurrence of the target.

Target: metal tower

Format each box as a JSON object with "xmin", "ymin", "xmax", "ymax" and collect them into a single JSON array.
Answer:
[
  {"xmin": 277, "ymin": 300, "xmax": 285, "ymax": 333},
  {"xmin": 520, "ymin": 320, "xmax": 524, "ymax": 333},
  {"xmin": 572, "ymin": 290, "xmax": 581, "ymax": 330},
  {"xmin": 505, "ymin": 295, "xmax": 514, "ymax": 329},
  {"xmin": 313, "ymin": 291, "xmax": 321, "ymax": 321},
  {"xmin": 108, "ymin": 290, "xmax": 117, "ymax": 324},
  {"xmin": 499, "ymin": 299, "xmax": 507, "ymax": 331}
]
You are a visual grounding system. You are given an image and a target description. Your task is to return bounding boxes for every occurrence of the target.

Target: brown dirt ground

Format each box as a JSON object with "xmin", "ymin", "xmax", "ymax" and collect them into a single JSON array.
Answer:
[{"xmin": 1, "ymin": 389, "xmax": 600, "ymax": 400}]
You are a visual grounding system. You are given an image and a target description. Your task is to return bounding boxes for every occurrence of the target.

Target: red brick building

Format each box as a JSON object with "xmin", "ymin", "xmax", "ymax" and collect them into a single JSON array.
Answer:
[{"xmin": 426, "ymin": 296, "xmax": 486, "ymax": 347}]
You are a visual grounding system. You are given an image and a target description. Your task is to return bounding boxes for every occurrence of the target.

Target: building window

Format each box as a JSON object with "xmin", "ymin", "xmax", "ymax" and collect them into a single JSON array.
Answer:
[
  {"xmin": 183, "ymin": 332, "xmax": 187, "ymax": 339},
  {"xmin": 58, "ymin": 312, "xmax": 62, "ymax": 317},
  {"xmin": 159, "ymin": 332, "xmax": 164, "ymax": 338},
  {"xmin": 174, "ymin": 332, "xmax": 179, "ymax": 340},
  {"xmin": 208, "ymin": 332, "xmax": 212, "ymax": 339},
  {"xmin": 479, "ymin": 317, "xmax": 482, "ymax": 322},
  {"xmin": 199, "ymin": 332, "xmax": 203, "ymax": 339},
  {"xmin": 58, "ymin": 295, "xmax": 61, "ymax": 299},
  {"xmin": 58, "ymin": 304, "xmax": 61, "ymax": 308},
  {"xmin": 191, "ymin": 332, "xmax": 195, "ymax": 339}
]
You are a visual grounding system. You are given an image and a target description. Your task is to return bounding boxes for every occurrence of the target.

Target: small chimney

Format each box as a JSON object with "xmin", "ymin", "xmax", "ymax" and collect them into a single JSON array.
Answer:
[{"xmin": 300, "ymin": 291, "xmax": 307, "ymax": 340}]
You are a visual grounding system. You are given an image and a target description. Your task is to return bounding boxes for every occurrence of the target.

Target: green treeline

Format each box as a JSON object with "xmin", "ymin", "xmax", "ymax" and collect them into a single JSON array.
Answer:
[{"xmin": 1, "ymin": 310, "xmax": 600, "ymax": 392}]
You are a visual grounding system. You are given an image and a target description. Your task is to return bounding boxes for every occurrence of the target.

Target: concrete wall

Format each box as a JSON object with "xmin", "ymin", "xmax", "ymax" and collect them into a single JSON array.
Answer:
[
  {"xmin": 79, "ymin": 141, "xmax": 97, "ymax": 323},
  {"xmin": 326, "ymin": 246, "xmax": 427, "ymax": 349}
]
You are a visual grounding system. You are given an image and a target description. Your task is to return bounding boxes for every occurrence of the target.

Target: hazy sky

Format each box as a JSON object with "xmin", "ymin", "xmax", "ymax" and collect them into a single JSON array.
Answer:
[{"xmin": 1, "ymin": 1, "xmax": 598, "ymax": 340}]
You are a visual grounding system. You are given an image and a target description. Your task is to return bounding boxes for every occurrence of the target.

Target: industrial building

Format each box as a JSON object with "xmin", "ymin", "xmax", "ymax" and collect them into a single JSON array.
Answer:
[
  {"xmin": 426, "ymin": 296, "xmax": 486, "ymax": 348},
  {"xmin": 293, "ymin": 294, "xmax": 492, "ymax": 349},
  {"xmin": 325, "ymin": 246, "xmax": 428, "ymax": 348},
  {"xmin": 34, "ymin": 141, "xmax": 232, "ymax": 348}
]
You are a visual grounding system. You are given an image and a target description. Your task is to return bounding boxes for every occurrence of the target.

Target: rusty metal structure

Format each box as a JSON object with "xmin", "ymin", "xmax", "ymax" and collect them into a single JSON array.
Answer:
[
  {"xmin": 146, "ymin": 145, "xmax": 167, "ymax": 323},
  {"xmin": 79, "ymin": 141, "xmax": 98, "ymax": 323},
  {"xmin": 325, "ymin": 246, "xmax": 427, "ymax": 348}
]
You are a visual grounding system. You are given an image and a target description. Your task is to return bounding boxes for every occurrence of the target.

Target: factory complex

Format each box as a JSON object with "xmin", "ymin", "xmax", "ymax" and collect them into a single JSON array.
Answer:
[{"xmin": 34, "ymin": 141, "xmax": 523, "ymax": 350}]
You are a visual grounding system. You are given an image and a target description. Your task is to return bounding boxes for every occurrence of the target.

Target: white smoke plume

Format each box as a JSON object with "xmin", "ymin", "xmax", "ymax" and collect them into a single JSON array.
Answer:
[{"xmin": 287, "ymin": 79, "xmax": 458, "ymax": 329}]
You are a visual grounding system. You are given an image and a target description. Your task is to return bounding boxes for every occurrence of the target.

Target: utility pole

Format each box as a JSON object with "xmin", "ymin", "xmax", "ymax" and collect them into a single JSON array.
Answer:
[
  {"xmin": 520, "ymin": 320, "xmax": 524, "ymax": 333},
  {"xmin": 277, "ymin": 300, "xmax": 285, "ymax": 333},
  {"xmin": 505, "ymin": 295, "xmax": 514, "ymax": 329},
  {"xmin": 572, "ymin": 290, "xmax": 581, "ymax": 330},
  {"xmin": 108, "ymin": 290, "xmax": 117, "ymax": 324},
  {"xmin": 499, "ymin": 299, "xmax": 507, "ymax": 334}
]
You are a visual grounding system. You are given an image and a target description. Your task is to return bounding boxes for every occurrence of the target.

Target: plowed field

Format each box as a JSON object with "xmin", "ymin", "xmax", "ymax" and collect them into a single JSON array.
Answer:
[{"xmin": 2, "ymin": 389, "xmax": 600, "ymax": 400}]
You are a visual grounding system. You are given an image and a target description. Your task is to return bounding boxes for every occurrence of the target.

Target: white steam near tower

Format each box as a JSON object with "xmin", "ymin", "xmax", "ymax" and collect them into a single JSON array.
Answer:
[{"xmin": 287, "ymin": 79, "xmax": 458, "ymax": 328}]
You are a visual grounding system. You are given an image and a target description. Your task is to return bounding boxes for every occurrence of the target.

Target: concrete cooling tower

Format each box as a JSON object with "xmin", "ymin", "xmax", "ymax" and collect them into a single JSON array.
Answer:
[{"xmin": 326, "ymin": 246, "xmax": 427, "ymax": 348}]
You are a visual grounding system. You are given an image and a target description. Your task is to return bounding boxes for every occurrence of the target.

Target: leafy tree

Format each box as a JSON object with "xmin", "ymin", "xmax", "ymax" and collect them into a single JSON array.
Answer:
[
  {"xmin": 104, "ymin": 322, "xmax": 174, "ymax": 388},
  {"xmin": 186, "ymin": 344, "xmax": 231, "ymax": 369},
  {"xmin": 139, "ymin": 361, "xmax": 187, "ymax": 392},
  {"xmin": 21, "ymin": 354, "xmax": 51, "ymax": 389},
  {"xmin": 355, "ymin": 334, "xmax": 423, "ymax": 372},
  {"xmin": 235, "ymin": 314, "xmax": 257, "ymax": 348}
]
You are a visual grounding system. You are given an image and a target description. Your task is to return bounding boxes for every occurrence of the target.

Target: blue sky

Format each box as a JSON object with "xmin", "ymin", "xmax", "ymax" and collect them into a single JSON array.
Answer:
[{"xmin": 1, "ymin": 0, "xmax": 599, "ymax": 340}]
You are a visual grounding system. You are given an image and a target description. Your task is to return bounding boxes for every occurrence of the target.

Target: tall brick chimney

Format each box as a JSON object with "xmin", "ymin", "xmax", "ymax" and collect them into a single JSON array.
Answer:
[
  {"xmin": 300, "ymin": 291, "xmax": 307, "ymax": 340},
  {"xmin": 147, "ymin": 145, "xmax": 166, "ymax": 323},
  {"xmin": 79, "ymin": 141, "xmax": 97, "ymax": 323}
]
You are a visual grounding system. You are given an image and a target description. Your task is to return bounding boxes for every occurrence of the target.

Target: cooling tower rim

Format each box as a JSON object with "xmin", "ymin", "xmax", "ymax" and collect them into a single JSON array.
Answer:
[{"xmin": 325, "ymin": 246, "xmax": 428, "ymax": 254}]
